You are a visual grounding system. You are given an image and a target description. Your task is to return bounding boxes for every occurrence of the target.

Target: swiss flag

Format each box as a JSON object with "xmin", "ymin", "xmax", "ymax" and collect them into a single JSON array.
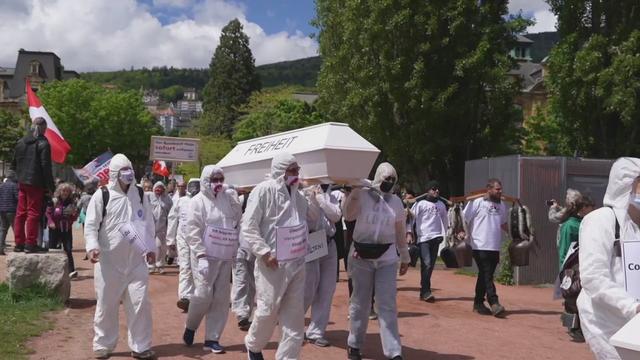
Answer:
[
  {"xmin": 26, "ymin": 79, "xmax": 71, "ymax": 163},
  {"xmin": 152, "ymin": 160, "xmax": 170, "ymax": 177}
]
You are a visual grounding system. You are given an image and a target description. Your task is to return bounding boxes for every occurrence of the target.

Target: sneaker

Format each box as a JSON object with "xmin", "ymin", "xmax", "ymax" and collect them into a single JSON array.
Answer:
[
  {"xmin": 308, "ymin": 337, "xmax": 330, "ymax": 347},
  {"xmin": 390, "ymin": 356, "xmax": 403, "ymax": 360},
  {"xmin": 368, "ymin": 310, "xmax": 378, "ymax": 320},
  {"xmin": 94, "ymin": 349, "xmax": 110, "ymax": 359},
  {"xmin": 177, "ymin": 298, "xmax": 190, "ymax": 312},
  {"xmin": 420, "ymin": 293, "xmax": 435, "ymax": 303},
  {"xmin": 473, "ymin": 303, "xmax": 492, "ymax": 315},
  {"xmin": 246, "ymin": 346, "xmax": 264, "ymax": 360},
  {"xmin": 166, "ymin": 256, "xmax": 175, "ymax": 265},
  {"xmin": 203, "ymin": 340, "xmax": 225, "ymax": 354},
  {"xmin": 25, "ymin": 245, "xmax": 48, "ymax": 253},
  {"xmin": 69, "ymin": 271, "xmax": 78, "ymax": 279},
  {"xmin": 131, "ymin": 349, "xmax": 156, "ymax": 359},
  {"xmin": 13, "ymin": 245, "xmax": 24, "ymax": 252},
  {"xmin": 183, "ymin": 328, "xmax": 195, "ymax": 346},
  {"xmin": 490, "ymin": 303, "xmax": 506, "ymax": 317},
  {"xmin": 156, "ymin": 267, "xmax": 165, "ymax": 274},
  {"xmin": 238, "ymin": 318, "xmax": 251, "ymax": 331},
  {"xmin": 348, "ymin": 346, "xmax": 362, "ymax": 360}
]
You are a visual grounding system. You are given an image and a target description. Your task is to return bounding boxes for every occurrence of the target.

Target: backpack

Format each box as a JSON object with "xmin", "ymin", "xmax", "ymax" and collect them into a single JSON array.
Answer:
[
  {"xmin": 99, "ymin": 185, "xmax": 144, "ymax": 230},
  {"xmin": 559, "ymin": 208, "xmax": 620, "ymax": 313}
]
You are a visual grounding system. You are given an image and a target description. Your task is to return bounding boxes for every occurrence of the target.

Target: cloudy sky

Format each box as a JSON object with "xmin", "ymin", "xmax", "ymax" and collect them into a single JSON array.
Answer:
[{"xmin": 0, "ymin": 0, "xmax": 556, "ymax": 72}]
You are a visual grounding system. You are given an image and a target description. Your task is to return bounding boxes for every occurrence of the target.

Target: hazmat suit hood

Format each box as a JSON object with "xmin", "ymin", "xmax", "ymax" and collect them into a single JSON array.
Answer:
[
  {"xmin": 371, "ymin": 162, "xmax": 398, "ymax": 193},
  {"xmin": 200, "ymin": 165, "xmax": 223, "ymax": 198},
  {"xmin": 153, "ymin": 181, "xmax": 165, "ymax": 192},
  {"xmin": 108, "ymin": 153, "xmax": 133, "ymax": 191},
  {"xmin": 603, "ymin": 157, "xmax": 640, "ymax": 222},
  {"xmin": 271, "ymin": 152, "xmax": 297, "ymax": 181},
  {"xmin": 187, "ymin": 178, "xmax": 200, "ymax": 197}
]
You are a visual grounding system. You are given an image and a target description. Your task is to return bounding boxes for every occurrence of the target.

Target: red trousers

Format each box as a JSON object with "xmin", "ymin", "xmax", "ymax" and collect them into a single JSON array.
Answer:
[{"xmin": 13, "ymin": 183, "xmax": 45, "ymax": 247}]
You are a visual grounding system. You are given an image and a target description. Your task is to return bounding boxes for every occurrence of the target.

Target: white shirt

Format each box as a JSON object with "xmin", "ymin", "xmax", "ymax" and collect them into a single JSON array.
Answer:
[
  {"xmin": 410, "ymin": 199, "xmax": 448, "ymax": 243},
  {"xmin": 463, "ymin": 198, "xmax": 507, "ymax": 251}
]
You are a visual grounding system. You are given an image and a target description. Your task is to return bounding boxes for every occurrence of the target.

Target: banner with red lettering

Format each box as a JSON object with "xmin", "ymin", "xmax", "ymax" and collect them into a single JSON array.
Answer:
[{"xmin": 73, "ymin": 151, "xmax": 113, "ymax": 186}]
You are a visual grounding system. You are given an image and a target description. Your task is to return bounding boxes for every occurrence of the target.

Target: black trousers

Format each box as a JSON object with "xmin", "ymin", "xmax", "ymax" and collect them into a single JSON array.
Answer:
[
  {"xmin": 472, "ymin": 250, "xmax": 500, "ymax": 305},
  {"xmin": 50, "ymin": 229, "xmax": 75, "ymax": 273}
]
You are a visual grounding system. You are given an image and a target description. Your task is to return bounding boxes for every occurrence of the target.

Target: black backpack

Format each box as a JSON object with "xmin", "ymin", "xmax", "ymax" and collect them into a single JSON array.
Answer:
[
  {"xmin": 98, "ymin": 185, "xmax": 144, "ymax": 230},
  {"xmin": 559, "ymin": 209, "xmax": 621, "ymax": 313}
]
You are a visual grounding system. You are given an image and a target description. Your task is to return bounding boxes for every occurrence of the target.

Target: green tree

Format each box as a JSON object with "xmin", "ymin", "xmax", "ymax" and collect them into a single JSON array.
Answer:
[
  {"xmin": 233, "ymin": 86, "xmax": 323, "ymax": 141},
  {"xmin": 159, "ymin": 85, "xmax": 184, "ymax": 103},
  {"xmin": 541, "ymin": 0, "xmax": 640, "ymax": 157},
  {"xmin": 314, "ymin": 0, "xmax": 527, "ymax": 193},
  {"xmin": 177, "ymin": 136, "xmax": 233, "ymax": 179},
  {"xmin": 0, "ymin": 110, "xmax": 24, "ymax": 163},
  {"xmin": 200, "ymin": 19, "xmax": 261, "ymax": 137},
  {"xmin": 38, "ymin": 79, "xmax": 162, "ymax": 166}
]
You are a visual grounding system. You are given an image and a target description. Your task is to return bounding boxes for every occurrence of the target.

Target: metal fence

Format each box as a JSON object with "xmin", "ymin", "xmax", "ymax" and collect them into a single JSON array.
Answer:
[{"xmin": 464, "ymin": 155, "xmax": 614, "ymax": 285}]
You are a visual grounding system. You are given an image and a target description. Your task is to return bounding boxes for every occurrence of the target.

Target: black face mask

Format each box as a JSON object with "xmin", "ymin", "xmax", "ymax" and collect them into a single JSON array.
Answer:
[
  {"xmin": 380, "ymin": 180, "xmax": 394, "ymax": 193},
  {"xmin": 320, "ymin": 184, "xmax": 330, "ymax": 192}
]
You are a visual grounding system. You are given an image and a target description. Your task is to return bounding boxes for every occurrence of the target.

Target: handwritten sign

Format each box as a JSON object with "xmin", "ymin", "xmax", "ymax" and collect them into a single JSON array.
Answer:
[
  {"xmin": 275, "ymin": 223, "xmax": 308, "ymax": 262},
  {"xmin": 305, "ymin": 229, "xmax": 328, "ymax": 262},
  {"xmin": 203, "ymin": 225, "xmax": 239, "ymax": 260}
]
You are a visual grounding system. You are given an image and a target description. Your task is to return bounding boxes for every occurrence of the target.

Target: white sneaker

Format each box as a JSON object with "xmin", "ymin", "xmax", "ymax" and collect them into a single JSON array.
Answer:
[{"xmin": 69, "ymin": 271, "xmax": 78, "ymax": 279}]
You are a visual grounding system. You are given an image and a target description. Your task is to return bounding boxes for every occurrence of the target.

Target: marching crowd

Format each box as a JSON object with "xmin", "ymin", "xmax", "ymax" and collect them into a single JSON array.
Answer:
[{"xmin": 3, "ymin": 118, "xmax": 640, "ymax": 360}]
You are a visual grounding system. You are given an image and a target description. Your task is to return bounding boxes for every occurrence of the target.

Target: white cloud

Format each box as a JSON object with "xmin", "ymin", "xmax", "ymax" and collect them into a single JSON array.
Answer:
[
  {"xmin": 0, "ymin": 0, "xmax": 318, "ymax": 72},
  {"xmin": 508, "ymin": 0, "xmax": 557, "ymax": 33},
  {"xmin": 153, "ymin": 0, "xmax": 193, "ymax": 8},
  {"xmin": 527, "ymin": 9, "xmax": 557, "ymax": 33}
]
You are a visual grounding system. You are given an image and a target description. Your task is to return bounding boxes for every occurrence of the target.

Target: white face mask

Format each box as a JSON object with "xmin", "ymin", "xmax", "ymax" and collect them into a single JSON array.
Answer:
[
  {"xmin": 286, "ymin": 176, "xmax": 299, "ymax": 186},
  {"xmin": 119, "ymin": 169, "xmax": 135, "ymax": 184}
]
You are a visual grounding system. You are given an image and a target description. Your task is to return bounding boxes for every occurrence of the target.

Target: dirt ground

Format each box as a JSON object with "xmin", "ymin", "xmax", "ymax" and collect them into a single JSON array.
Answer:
[{"xmin": 0, "ymin": 228, "xmax": 593, "ymax": 360}]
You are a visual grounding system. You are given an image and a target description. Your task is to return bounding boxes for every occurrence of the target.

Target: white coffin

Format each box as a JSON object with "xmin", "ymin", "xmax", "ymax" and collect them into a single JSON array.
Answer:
[
  {"xmin": 217, "ymin": 122, "xmax": 380, "ymax": 189},
  {"xmin": 611, "ymin": 314, "xmax": 640, "ymax": 360}
]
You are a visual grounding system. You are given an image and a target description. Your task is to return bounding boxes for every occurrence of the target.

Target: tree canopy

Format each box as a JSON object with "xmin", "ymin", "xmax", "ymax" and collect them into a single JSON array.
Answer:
[
  {"xmin": 200, "ymin": 19, "xmax": 261, "ymax": 137},
  {"xmin": 0, "ymin": 110, "xmax": 24, "ymax": 164},
  {"xmin": 527, "ymin": 1, "xmax": 640, "ymax": 157},
  {"xmin": 233, "ymin": 86, "xmax": 323, "ymax": 142},
  {"xmin": 315, "ymin": 0, "xmax": 527, "ymax": 193},
  {"xmin": 38, "ymin": 79, "xmax": 162, "ymax": 166}
]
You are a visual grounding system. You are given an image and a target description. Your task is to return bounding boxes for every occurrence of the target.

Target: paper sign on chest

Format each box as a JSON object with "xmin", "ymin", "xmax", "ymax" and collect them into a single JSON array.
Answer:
[
  {"xmin": 275, "ymin": 223, "xmax": 308, "ymax": 262},
  {"xmin": 203, "ymin": 225, "xmax": 239, "ymax": 260}
]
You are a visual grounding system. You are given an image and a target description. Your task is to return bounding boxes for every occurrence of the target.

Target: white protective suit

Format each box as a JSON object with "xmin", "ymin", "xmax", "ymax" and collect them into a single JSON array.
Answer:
[
  {"xmin": 167, "ymin": 178, "xmax": 200, "ymax": 301},
  {"xmin": 84, "ymin": 154, "xmax": 156, "ymax": 353},
  {"xmin": 342, "ymin": 162, "xmax": 410, "ymax": 359},
  {"xmin": 243, "ymin": 152, "xmax": 315, "ymax": 360},
  {"xmin": 148, "ymin": 181, "xmax": 173, "ymax": 268},
  {"xmin": 577, "ymin": 158, "xmax": 640, "ymax": 359},
  {"xmin": 231, "ymin": 241, "xmax": 256, "ymax": 321},
  {"xmin": 303, "ymin": 185, "xmax": 342, "ymax": 341},
  {"xmin": 184, "ymin": 165, "xmax": 242, "ymax": 342}
]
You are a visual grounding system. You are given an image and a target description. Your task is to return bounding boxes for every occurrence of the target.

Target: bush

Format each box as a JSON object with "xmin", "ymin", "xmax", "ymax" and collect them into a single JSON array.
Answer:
[{"xmin": 496, "ymin": 239, "xmax": 515, "ymax": 285}]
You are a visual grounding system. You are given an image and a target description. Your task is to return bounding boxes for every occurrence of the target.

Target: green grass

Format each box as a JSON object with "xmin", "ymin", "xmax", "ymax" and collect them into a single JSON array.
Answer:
[{"xmin": 0, "ymin": 283, "xmax": 64, "ymax": 359}]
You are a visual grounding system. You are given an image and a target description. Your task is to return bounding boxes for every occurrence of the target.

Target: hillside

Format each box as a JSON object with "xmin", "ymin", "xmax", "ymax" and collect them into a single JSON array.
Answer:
[{"xmin": 81, "ymin": 56, "xmax": 321, "ymax": 95}]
